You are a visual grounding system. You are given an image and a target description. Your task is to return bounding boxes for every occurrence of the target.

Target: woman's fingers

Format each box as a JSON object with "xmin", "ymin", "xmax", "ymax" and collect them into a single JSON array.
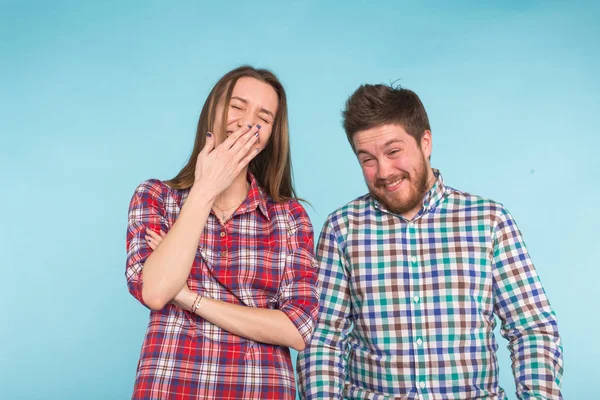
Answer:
[
  {"xmin": 236, "ymin": 130, "xmax": 261, "ymax": 162},
  {"xmin": 221, "ymin": 124, "xmax": 253, "ymax": 150},
  {"xmin": 145, "ymin": 228, "xmax": 164, "ymax": 250},
  {"xmin": 230, "ymin": 128, "xmax": 260, "ymax": 158},
  {"xmin": 145, "ymin": 235, "xmax": 158, "ymax": 250},
  {"xmin": 147, "ymin": 229, "xmax": 163, "ymax": 242},
  {"xmin": 199, "ymin": 132, "xmax": 215, "ymax": 157},
  {"xmin": 239, "ymin": 146, "xmax": 261, "ymax": 169}
]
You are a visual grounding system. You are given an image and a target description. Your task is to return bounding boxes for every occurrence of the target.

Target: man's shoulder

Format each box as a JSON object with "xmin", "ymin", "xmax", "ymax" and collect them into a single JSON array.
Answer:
[
  {"xmin": 443, "ymin": 185, "xmax": 507, "ymax": 214},
  {"xmin": 327, "ymin": 193, "xmax": 373, "ymax": 221},
  {"xmin": 317, "ymin": 194, "xmax": 373, "ymax": 246}
]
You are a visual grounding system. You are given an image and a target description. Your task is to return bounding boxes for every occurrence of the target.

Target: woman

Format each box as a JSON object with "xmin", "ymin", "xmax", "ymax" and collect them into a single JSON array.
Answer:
[{"xmin": 125, "ymin": 66, "xmax": 320, "ymax": 399}]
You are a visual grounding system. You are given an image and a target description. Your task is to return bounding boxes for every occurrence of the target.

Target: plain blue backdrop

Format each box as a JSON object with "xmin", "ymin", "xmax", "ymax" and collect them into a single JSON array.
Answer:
[{"xmin": 1, "ymin": 1, "xmax": 598, "ymax": 398}]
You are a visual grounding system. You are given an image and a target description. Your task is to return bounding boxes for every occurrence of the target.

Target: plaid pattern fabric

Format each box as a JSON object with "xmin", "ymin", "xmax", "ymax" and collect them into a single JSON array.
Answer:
[
  {"xmin": 126, "ymin": 173, "xmax": 320, "ymax": 400},
  {"xmin": 297, "ymin": 170, "xmax": 563, "ymax": 400}
]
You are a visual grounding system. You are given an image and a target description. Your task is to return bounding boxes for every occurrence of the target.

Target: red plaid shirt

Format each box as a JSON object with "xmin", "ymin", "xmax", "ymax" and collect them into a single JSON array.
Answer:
[{"xmin": 126, "ymin": 173, "xmax": 320, "ymax": 399}]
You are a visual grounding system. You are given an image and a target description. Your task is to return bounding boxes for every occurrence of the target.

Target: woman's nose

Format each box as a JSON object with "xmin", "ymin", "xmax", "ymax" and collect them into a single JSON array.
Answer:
[{"xmin": 237, "ymin": 110, "xmax": 256, "ymax": 128}]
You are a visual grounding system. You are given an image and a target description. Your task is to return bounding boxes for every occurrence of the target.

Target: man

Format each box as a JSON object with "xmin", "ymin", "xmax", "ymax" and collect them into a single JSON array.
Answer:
[{"xmin": 297, "ymin": 84, "xmax": 563, "ymax": 399}]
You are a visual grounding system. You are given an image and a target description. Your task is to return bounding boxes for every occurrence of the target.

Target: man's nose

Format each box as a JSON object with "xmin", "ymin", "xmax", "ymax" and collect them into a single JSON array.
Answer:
[{"xmin": 376, "ymin": 158, "xmax": 395, "ymax": 180}]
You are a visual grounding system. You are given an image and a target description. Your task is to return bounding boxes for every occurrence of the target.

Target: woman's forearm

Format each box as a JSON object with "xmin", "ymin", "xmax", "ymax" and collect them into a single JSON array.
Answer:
[
  {"xmin": 141, "ymin": 186, "xmax": 213, "ymax": 310},
  {"xmin": 176, "ymin": 291, "xmax": 306, "ymax": 351}
]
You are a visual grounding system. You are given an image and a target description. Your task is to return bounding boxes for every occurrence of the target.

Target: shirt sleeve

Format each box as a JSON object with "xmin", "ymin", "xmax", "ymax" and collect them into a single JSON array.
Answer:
[
  {"xmin": 276, "ymin": 200, "xmax": 320, "ymax": 346},
  {"xmin": 125, "ymin": 179, "xmax": 169, "ymax": 308},
  {"xmin": 296, "ymin": 215, "xmax": 353, "ymax": 400},
  {"xmin": 491, "ymin": 207, "xmax": 563, "ymax": 400}
]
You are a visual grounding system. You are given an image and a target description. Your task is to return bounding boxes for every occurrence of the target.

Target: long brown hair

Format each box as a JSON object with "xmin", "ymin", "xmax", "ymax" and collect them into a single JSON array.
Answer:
[{"xmin": 165, "ymin": 66, "xmax": 297, "ymax": 203}]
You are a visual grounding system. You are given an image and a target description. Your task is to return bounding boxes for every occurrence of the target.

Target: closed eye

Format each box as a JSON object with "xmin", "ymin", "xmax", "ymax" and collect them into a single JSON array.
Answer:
[
  {"xmin": 360, "ymin": 158, "xmax": 375, "ymax": 165},
  {"xmin": 257, "ymin": 112, "xmax": 273, "ymax": 124}
]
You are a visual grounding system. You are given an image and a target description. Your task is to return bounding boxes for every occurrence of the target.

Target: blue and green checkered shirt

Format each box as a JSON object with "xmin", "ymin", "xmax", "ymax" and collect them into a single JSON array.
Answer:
[{"xmin": 297, "ymin": 170, "xmax": 563, "ymax": 399}]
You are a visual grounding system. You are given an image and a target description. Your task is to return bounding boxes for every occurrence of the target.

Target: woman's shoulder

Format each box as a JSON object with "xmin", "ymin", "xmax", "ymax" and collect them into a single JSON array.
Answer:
[
  {"xmin": 133, "ymin": 178, "xmax": 166, "ymax": 195},
  {"xmin": 132, "ymin": 178, "xmax": 184, "ymax": 201}
]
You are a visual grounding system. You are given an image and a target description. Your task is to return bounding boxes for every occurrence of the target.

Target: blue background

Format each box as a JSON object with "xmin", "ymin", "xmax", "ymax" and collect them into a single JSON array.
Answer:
[{"xmin": 1, "ymin": 1, "xmax": 598, "ymax": 398}]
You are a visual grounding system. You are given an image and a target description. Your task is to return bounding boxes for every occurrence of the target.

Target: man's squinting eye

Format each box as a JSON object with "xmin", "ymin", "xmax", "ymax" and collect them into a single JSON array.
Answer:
[{"xmin": 360, "ymin": 158, "xmax": 375, "ymax": 165}]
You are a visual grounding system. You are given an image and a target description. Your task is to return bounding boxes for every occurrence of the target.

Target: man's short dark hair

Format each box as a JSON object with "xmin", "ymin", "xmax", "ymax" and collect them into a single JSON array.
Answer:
[{"xmin": 342, "ymin": 84, "xmax": 431, "ymax": 151}]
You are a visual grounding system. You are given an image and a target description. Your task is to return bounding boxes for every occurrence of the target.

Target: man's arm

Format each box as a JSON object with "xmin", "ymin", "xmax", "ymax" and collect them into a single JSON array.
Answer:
[
  {"xmin": 491, "ymin": 207, "xmax": 563, "ymax": 399},
  {"xmin": 297, "ymin": 216, "xmax": 353, "ymax": 399}
]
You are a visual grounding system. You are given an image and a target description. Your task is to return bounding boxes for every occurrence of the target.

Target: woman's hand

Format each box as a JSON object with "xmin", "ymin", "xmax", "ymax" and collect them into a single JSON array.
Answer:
[
  {"xmin": 145, "ymin": 228, "xmax": 165, "ymax": 250},
  {"xmin": 193, "ymin": 124, "xmax": 261, "ymax": 199}
]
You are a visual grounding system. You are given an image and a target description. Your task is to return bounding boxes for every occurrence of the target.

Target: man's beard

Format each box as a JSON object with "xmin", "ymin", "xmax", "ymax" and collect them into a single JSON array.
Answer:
[{"xmin": 368, "ymin": 153, "xmax": 430, "ymax": 216}]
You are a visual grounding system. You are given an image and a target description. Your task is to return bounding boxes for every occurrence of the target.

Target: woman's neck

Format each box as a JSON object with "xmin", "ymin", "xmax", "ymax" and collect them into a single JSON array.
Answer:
[{"xmin": 213, "ymin": 167, "xmax": 250, "ymax": 209}]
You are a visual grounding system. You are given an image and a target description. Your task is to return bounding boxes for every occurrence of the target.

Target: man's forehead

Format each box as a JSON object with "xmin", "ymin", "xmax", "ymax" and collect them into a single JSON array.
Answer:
[{"xmin": 353, "ymin": 124, "xmax": 410, "ymax": 150}]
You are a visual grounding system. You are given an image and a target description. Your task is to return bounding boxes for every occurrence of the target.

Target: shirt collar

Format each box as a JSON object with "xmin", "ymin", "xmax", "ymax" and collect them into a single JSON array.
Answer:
[
  {"xmin": 239, "ymin": 171, "xmax": 270, "ymax": 220},
  {"xmin": 371, "ymin": 168, "xmax": 448, "ymax": 221},
  {"xmin": 422, "ymin": 168, "xmax": 446, "ymax": 214}
]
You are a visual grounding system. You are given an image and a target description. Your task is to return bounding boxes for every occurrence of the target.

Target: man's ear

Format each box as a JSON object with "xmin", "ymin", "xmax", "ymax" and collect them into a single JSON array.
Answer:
[{"xmin": 420, "ymin": 130, "xmax": 432, "ymax": 159}]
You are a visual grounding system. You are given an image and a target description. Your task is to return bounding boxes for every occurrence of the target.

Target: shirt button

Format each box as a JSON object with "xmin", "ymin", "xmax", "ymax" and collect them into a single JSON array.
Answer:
[
  {"xmin": 219, "ymin": 231, "xmax": 226, "ymax": 238},
  {"xmin": 220, "ymin": 251, "xmax": 227, "ymax": 257},
  {"xmin": 419, "ymin": 381, "xmax": 426, "ymax": 389},
  {"xmin": 417, "ymin": 338, "xmax": 423, "ymax": 346},
  {"xmin": 413, "ymin": 296, "xmax": 420, "ymax": 303},
  {"xmin": 411, "ymin": 256, "xmax": 418, "ymax": 263}
]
